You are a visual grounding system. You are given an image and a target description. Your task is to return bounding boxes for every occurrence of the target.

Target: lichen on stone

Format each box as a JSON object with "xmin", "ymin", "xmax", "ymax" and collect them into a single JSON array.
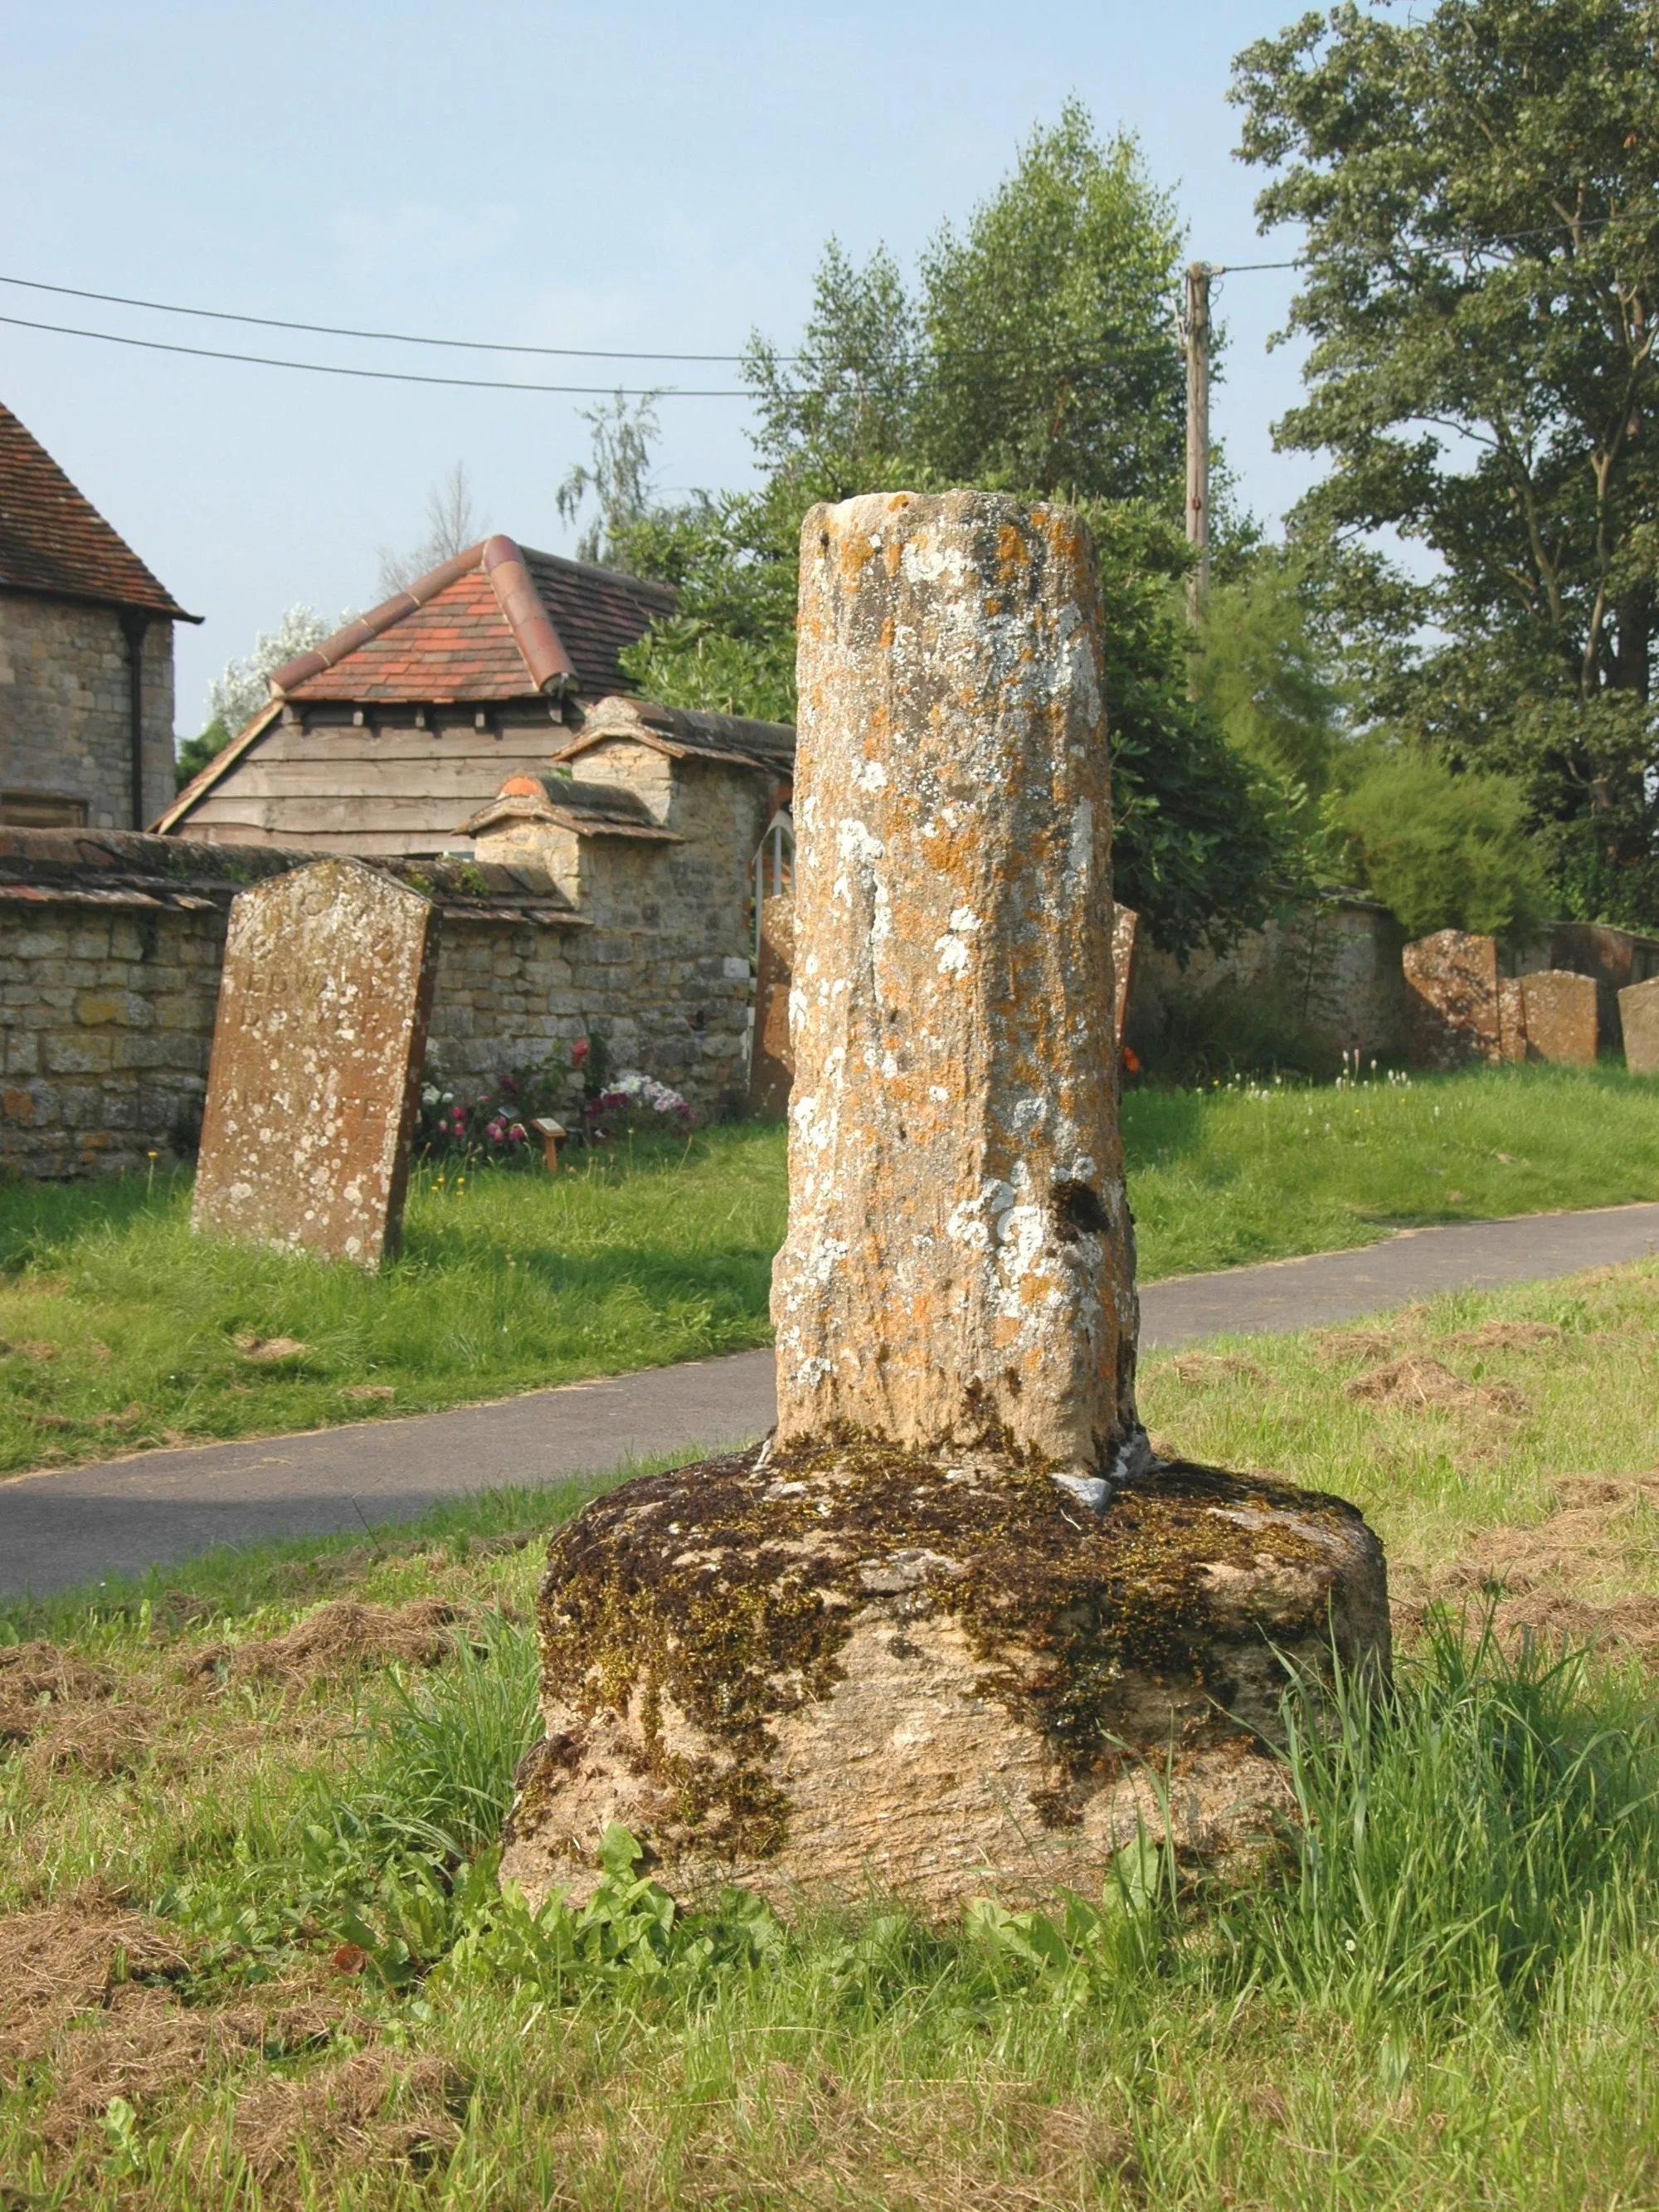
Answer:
[{"xmin": 526, "ymin": 1442, "xmax": 1389, "ymax": 1871}]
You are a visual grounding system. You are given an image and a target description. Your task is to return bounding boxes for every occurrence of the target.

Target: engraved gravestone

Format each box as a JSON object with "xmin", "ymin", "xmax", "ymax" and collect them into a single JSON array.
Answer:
[
  {"xmin": 192, "ymin": 860, "xmax": 439, "ymax": 1268},
  {"xmin": 1520, "ymin": 970, "xmax": 1598, "ymax": 1068},
  {"xmin": 1619, "ymin": 976, "xmax": 1659, "ymax": 1077}
]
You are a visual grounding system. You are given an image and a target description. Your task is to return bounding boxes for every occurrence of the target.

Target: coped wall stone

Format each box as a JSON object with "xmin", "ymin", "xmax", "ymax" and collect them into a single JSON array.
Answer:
[{"xmin": 773, "ymin": 490, "xmax": 1139, "ymax": 1476}]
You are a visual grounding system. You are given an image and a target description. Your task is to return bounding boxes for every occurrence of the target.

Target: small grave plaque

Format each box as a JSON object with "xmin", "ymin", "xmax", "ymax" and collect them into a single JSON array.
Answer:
[
  {"xmin": 1520, "ymin": 970, "xmax": 1598, "ymax": 1067},
  {"xmin": 1618, "ymin": 976, "xmax": 1659, "ymax": 1076},
  {"xmin": 192, "ymin": 860, "xmax": 439, "ymax": 1268}
]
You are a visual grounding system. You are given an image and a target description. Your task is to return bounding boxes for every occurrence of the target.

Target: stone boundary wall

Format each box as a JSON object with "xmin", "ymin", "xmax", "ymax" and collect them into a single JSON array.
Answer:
[
  {"xmin": 1127, "ymin": 895, "xmax": 1411, "ymax": 1066},
  {"xmin": 1, "ymin": 831, "xmax": 752, "ymax": 1177},
  {"xmin": 1126, "ymin": 899, "xmax": 1659, "ymax": 1074}
]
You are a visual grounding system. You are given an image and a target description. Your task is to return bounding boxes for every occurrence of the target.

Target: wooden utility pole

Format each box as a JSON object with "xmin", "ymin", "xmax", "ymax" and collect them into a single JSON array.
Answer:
[{"xmin": 1184, "ymin": 260, "xmax": 1212, "ymax": 624}]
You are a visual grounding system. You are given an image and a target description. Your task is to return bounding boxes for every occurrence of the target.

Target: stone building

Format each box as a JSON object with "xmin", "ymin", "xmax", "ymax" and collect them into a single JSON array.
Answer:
[
  {"xmin": 3, "ymin": 557, "xmax": 795, "ymax": 1173},
  {"xmin": 156, "ymin": 533, "xmax": 698, "ymax": 856},
  {"xmin": 0, "ymin": 400, "xmax": 195, "ymax": 831}
]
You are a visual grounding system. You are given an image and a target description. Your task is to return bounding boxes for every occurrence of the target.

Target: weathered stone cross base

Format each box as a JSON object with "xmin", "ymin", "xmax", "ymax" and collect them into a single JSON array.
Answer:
[{"xmin": 501, "ymin": 1446, "xmax": 1390, "ymax": 1917}]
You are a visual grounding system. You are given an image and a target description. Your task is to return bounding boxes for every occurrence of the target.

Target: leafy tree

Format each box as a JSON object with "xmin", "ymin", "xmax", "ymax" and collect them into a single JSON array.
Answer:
[
  {"xmin": 176, "ymin": 605, "xmax": 338, "ymax": 788},
  {"xmin": 1191, "ymin": 549, "xmax": 1347, "ymax": 791},
  {"xmin": 606, "ymin": 105, "xmax": 1289, "ymax": 953},
  {"xmin": 1335, "ymin": 747, "xmax": 1550, "ymax": 938},
  {"xmin": 745, "ymin": 241, "xmax": 922, "ymax": 498},
  {"xmin": 1233, "ymin": 0, "xmax": 1659, "ymax": 924},
  {"xmin": 615, "ymin": 491, "xmax": 798, "ymax": 724},
  {"xmin": 557, "ymin": 392, "xmax": 662, "ymax": 566},
  {"xmin": 913, "ymin": 102, "xmax": 1188, "ymax": 505}
]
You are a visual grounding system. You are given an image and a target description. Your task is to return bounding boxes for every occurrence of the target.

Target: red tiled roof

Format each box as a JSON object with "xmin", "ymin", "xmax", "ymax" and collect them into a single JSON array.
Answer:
[
  {"xmin": 276, "ymin": 537, "xmax": 674, "ymax": 705},
  {"xmin": 0, "ymin": 400, "xmax": 193, "ymax": 619},
  {"xmin": 522, "ymin": 548, "xmax": 675, "ymax": 696}
]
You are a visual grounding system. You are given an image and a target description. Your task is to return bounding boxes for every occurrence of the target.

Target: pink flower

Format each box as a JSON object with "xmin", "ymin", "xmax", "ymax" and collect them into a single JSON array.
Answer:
[
  {"xmin": 486, "ymin": 1118, "xmax": 507, "ymax": 1143},
  {"xmin": 572, "ymin": 1038, "xmax": 591, "ymax": 1067}
]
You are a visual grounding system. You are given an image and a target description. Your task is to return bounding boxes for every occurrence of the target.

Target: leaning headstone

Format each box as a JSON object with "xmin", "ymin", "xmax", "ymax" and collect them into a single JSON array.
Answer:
[
  {"xmin": 193, "ymin": 860, "xmax": 439, "ymax": 1268},
  {"xmin": 1403, "ymin": 929, "xmax": 1501, "ymax": 1068},
  {"xmin": 1497, "ymin": 977, "xmax": 1528, "ymax": 1064},
  {"xmin": 503, "ymin": 493, "xmax": 1389, "ymax": 1917},
  {"xmin": 1112, "ymin": 902, "xmax": 1139, "ymax": 1051},
  {"xmin": 1520, "ymin": 970, "xmax": 1598, "ymax": 1067},
  {"xmin": 747, "ymin": 891, "xmax": 795, "ymax": 1118},
  {"xmin": 1619, "ymin": 976, "xmax": 1659, "ymax": 1076}
]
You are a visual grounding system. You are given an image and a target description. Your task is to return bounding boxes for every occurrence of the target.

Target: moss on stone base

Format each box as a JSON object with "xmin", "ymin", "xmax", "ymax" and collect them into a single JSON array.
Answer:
[{"xmin": 524, "ymin": 1447, "xmax": 1389, "ymax": 1869}]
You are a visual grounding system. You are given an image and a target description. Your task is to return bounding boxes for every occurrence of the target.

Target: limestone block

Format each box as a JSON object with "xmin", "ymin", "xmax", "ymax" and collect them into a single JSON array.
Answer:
[
  {"xmin": 1403, "ymin": 930, "xmax": 1501, "ymax": 1068},
  {"xmin": 42, "ymin": 1031, "xmax": 113, "ymax": 1075},
  {"xmin": 774, "ymin": 490, "xmax": 1137, "ymax": 1475},
  {"xmin": 1619, "ymin": 976, "xmax": 1659, "ymax": 1075},
  {"xmin": 502, "ymin": 1445, "xmax": 1389, "ymax": 1916},
  {"xmin": 192, "ymin": 860, "xmax": 439, "ymax": 1268},
  {"xmin": 1520, "ymin": 971, "xmax": 1598, "ymax": 1067}
]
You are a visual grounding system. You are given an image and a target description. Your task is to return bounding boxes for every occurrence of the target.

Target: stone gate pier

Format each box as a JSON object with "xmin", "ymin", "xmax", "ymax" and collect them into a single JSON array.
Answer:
[{"xmin": 503, "ymin": 492, "xmax": 1389, "ymax": 1915}]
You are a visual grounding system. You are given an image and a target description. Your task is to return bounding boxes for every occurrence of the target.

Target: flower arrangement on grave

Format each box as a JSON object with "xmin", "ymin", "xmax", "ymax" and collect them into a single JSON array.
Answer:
[
  {"xmin": 415, "ymin": 1056, "xmax": 565, "ymax": 1168},
  {"xmin": 416, "ymin": 1034, "xmax": 693, "ymax": 1167},
  {"xmin": 581, "ymin": 1069, "xmax": 693, "ymax": 1143}
]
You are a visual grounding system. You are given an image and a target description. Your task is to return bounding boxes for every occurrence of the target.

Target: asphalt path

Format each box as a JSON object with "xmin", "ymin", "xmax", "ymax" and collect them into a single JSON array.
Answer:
[{"xmin": 4, "ymin": 1201, "xmax": 1657, "ymax": 1601}]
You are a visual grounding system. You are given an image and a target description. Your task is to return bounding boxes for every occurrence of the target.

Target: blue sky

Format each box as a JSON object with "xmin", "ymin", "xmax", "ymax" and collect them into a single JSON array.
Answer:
[{"xmin": 1, "ymin": 1, "xmax": 1329, "ymax": 734}]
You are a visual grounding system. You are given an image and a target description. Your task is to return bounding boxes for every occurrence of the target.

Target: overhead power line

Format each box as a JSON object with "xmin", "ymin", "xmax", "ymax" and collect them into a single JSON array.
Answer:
[
  {"xmin": 0, "ymin": 271, "xmax": 757, "ymax": 363},
  {"xmin": 0, "ymin": 312, "xmax": 748, "ymax": 396}
]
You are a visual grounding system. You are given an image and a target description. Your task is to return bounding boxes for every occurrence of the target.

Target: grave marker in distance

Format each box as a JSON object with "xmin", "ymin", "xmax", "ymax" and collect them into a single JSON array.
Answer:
[
  {"xmin": 1619, "ymin": 976, "xmax": 1659, "ymax": 1076},
  {"xmin": 1519, "ymin": 970, "xmax": 1598, "ymax": 1068},
  {"xmin": 192, "ymin": 860, "xmax": 439, "ymax": 1269}
]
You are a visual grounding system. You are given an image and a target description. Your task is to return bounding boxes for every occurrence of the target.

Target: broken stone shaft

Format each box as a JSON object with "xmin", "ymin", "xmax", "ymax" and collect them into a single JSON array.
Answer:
[{"xmin": 771, "ymin": 490, "xmax": 1140, "ymax": 1475}]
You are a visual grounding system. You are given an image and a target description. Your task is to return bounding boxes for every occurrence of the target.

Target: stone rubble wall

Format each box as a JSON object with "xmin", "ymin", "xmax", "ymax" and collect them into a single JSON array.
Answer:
[
  {"xmin": 1, "ymin": 829, "xmax": 756, "ymax": 1179},
  {"xmin": 1127, "ymin": 896, "xmax": 1411, "ymax": 1065},
  {"xmin": 0, "ymin": 597, "xmax": 177, "ymax": 830}
]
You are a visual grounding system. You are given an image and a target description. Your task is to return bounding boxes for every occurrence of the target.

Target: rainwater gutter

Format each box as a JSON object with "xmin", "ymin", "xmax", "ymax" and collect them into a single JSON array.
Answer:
[{"xmin": 119, "ymin": 610, "xmax": 148, "ymax": 830}]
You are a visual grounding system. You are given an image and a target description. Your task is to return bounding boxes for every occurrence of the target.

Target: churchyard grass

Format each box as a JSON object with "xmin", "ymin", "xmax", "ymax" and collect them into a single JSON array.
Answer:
[
  {"xmin": 2, "ymin": 1061, "xmax": 1657, "ymax": 1474},
  {"xmin": 3, "ymin": 1259, "xmax": 1658, "ymax": 2207}
]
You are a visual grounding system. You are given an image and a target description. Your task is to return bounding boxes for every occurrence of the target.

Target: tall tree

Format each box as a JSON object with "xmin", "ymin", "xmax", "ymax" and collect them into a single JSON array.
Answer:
[
  {"xmin": 611, "ymin": 106, "xmax": 1289, "ymax": 953},
  {"xmin": 914, "ymin": 102, "xmax": 1187, "ymax": 504},
  {"xmin": 1234, "ymin": 0, "xmax": 1659, "ymax": 923},
  {"xmin": 556, "ymin": 392, "xmax": 662, "ymax": 565}
]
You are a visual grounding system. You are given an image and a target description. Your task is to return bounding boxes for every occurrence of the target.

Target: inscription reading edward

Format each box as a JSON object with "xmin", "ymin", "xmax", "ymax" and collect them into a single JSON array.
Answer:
[{"xmin": 192, "ymin": 860, "xmax": 439, "ymax": 1268}]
